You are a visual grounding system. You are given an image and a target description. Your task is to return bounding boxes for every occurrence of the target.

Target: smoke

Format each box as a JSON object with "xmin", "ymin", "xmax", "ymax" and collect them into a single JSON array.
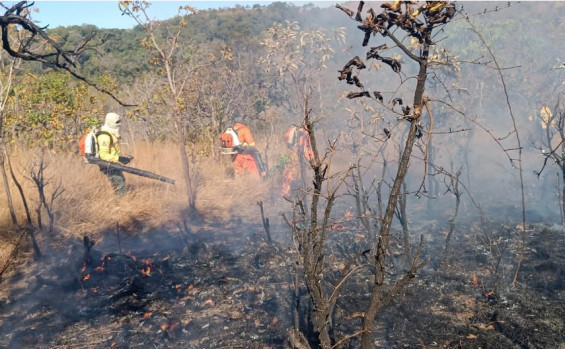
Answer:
[{"xmin": 291, "ymin": 1, "xmax": 565, "ymax": 226}]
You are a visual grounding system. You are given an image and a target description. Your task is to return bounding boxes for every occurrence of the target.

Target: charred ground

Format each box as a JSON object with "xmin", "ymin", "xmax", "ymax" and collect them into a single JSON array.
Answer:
[{"xmin": 0, "ymin": 209, "xmax": 564, "ymax": 348}]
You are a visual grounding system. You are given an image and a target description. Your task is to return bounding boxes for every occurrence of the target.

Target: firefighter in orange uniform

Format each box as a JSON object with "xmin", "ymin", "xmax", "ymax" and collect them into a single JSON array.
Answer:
[
  {"xmin": 282, "ymin": 125, "xmax": 314, "ymax": 197},
  {"xmin": 232, "ymin": 118, "xmax": 267, "ymax": 178}
]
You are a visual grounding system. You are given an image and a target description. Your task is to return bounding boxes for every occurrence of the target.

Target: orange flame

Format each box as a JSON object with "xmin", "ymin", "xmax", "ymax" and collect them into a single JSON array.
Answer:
[
  {"xmin": 169, "ymin": 321, "xmax": 180, "ymax": 331},
  {"xmin": 143, "ymin": 312, "xmax": 153, "ymax": 319},
  {"xmin": 472, "ymin": 274, "xmax": 479, "ymax": 287},
  {"xmin": 160, "ymin": 320, "xmax": 181, "ymax": 334},
  {"xmin": 140, "ymin": 266, "xmax": 151, "ymax": 277},
  {"xmin": 141, "ymin": 258, "xmax": 153, "ymax": 265},
  {"xmin": 82, "ymin": 273, "xmax": 91, "ymax": 281},
  {"xmin": 81, "ymin": 262, "xmax": 87, "ymax": 273}
]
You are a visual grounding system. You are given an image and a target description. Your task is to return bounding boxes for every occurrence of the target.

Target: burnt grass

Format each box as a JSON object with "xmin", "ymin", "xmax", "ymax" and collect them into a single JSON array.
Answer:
[{"xmin": 0, "ymin": 209, "xmax": 564, "ymax": 348}]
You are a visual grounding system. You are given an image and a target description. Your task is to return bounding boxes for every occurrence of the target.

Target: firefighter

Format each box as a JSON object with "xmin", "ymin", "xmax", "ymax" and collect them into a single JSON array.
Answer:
[
  {"xmin": 97, "ymin": 112, "xmax": 132, "ymax": 196},
  {"xmin": 231, "ymin": 118, "xmax": 267, "ymax": 178},
  {"xmin": 282, "ymin": 125, "xmax": 314, "ymax": 197}
]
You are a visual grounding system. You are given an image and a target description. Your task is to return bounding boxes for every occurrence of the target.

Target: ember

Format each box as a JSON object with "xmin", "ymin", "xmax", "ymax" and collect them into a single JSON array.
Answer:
[
  {"xmin": 472, "ymin": 274, "xmax": 498, "ymax": 303},
  {"xmin": 1, "ymin": 219, "xmax": 563, "ymax": 348},
  {"xmin": 139, "ymin": 266, "xmax": 151, "ymax": 277}
]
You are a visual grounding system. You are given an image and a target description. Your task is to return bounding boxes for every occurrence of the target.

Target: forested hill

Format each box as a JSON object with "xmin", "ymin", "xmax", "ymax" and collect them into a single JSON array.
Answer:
[
  {"xmin": 6, "ymin": 0, "xmax": 564, "ymax": 153},
  {"xmin": 37, "ymin": 1, "xmax": 564, "ymax": 91},
  {"xmin": 40, "ymin": 2, "xmax": 335, "ymax": 84}
]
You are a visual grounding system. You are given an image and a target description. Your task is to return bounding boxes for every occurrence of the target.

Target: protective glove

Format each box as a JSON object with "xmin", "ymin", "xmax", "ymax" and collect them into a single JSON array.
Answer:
[{"xmin": 119, "ymin": 156, "xmax": 133, "ymax": 165}]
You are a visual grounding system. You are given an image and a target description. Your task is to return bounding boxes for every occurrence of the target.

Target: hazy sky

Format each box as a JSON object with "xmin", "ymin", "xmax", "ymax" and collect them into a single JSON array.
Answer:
[{"xmin": 14, "ymin": 1, "xmax": 309, "ymax": 29}]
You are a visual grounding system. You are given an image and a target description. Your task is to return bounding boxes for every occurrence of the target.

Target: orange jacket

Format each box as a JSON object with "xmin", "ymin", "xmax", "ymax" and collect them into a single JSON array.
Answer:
[
  {"xmin": 286, "ymin": 126, "xmax": 314, "ymax": 161},
  {"xmin": 233, "ymin": 123, "xmax": 256, "ymax": 147}
]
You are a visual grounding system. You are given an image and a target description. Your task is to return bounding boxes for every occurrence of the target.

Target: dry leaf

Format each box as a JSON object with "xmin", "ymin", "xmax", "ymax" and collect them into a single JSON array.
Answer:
[
  {"xmin": 346, "ymin": 312, "xmax": 364, "ymax": 319},
  {"xmin": 269, "ymin": 317, "xmax": 279, "ymax": 328},
  {"xmin": 230, "ymin": 311, "xmax": 243, "ymax": 320}
]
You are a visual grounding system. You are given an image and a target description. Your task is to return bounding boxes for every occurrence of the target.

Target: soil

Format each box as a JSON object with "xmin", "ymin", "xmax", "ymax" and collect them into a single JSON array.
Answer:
[{"xmin": 0, "ymin": 210, "xmax": 564, "ymax": 349}]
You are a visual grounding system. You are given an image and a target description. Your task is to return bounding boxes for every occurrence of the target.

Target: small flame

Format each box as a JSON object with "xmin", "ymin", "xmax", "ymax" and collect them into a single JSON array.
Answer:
[
  {"xmin": 472, "ymin": 274, "xmax": 479, "ymax": 287},
  {"xmin": 160, "ymin": 320, "xmax": 181, "ymax": 334},
  {"xmin": 141, "ymin": 258, "xmax": 153, "ymax": 265},
  {"xmin": 169, "ymin": 321, "xmax": 180, "ymax": 331},
  {"xmin": 82, "ymin": 273, "xmax": 91, "ymax": 281},
  {"xmin": 81, "ymin": 262, "xmax": 87, "ymax": 273},
  {"xmin": 143, "ymin": 312, "xmax": 153, "ymax": 319},
  {"xmin": 140, "ymin": 266, "xmax": 151, "ymax": 277},
  {"xmin": 329, "ymin": 223, "xmax": 347, "ymax": 231}
]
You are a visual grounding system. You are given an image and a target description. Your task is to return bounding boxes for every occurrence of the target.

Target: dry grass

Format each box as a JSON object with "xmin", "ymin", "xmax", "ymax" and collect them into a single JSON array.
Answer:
[
  {"xmin": 0, "ymin": 134, "xmax": 357, "ymax": 274},
  {"xmin": 0, "ymin": 142, "xmax": 286, "ymax": 253}
]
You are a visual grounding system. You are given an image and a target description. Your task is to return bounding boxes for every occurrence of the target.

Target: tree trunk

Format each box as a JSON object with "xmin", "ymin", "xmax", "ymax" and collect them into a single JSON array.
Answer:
[
  {"xmin": 0, "ymin": 149, "xmax": 18, "ymax": 228},
  {"xmin": 561, "ymin": 166, "xmax": 565, "ymax": 225},
  {"xmin": 179, "ymin": 140, "xmax": 195, "ymax": 211},
  {"xmin": 175, "ymin": 111, "xmax": 196, "ymax": 211},
  {"xmin": 307, "ymin": 272, "xmax": 331, "ymax": 348},
  {"xmin": 361, "ymin": 57, "xmax": 428, "ymax": 349}
]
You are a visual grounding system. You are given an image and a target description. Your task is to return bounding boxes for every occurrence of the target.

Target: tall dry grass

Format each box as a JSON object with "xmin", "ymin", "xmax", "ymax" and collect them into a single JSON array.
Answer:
[{"xmin": 0, "ymin": 141, "xmax": 290, "ymax": 246}]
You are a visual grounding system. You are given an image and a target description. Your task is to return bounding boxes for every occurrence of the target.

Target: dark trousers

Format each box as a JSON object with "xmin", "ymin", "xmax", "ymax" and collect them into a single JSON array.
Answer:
[{"xmin": 99, "ymin": 167, "xmax": 126, "ymax": 196}]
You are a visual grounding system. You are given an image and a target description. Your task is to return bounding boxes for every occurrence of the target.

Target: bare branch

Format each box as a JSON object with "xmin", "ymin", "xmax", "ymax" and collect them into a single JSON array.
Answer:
[{"xmin": 0, "ymin": 1, "xmax": 134, "ymax": 106}]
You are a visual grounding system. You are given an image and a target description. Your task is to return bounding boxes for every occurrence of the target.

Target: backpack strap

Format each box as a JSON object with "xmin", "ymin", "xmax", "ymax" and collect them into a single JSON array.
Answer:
[{"xmin": 96, "ymin": 130, "xmax": 114, "ymax": 150}]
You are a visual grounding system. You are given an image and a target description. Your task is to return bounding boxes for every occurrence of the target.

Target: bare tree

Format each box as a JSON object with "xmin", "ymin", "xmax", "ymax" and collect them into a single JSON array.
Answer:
[
  {"xmin": 442, "ymin": 166, "xmax": 462, "ymax": 264},
  {"xmin": 0, "ymin": 1, "xmax": 131, "ymax": 106},
  {"xmin": 534, "ymin": 95, "xmax": 565, "ymax": 220},
  {"xmin": 119, "ymin": 1, "xmax": 209, "ymax": 211},
  {"xmin": 284, "ymin": 96, "xmax": 355, "ymax": 348},
  {"xmin": 335, "ymin": 2, "xmax": 457, "ymax": 347},
  {"xmin": 29, "ymin": 150, "xmax": 64, "ymax": 234}
]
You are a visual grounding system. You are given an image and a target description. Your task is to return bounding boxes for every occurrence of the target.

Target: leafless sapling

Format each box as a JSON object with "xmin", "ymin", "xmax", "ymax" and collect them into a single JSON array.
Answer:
[
  {"xmin": 335, "ymin": 2, "xmax": 457, "ymax": 347},
  {"xmin": 29, "ymin": 150, "xmax": 64, "ymax": 234},
  {"xmin": 442, "ymin": 166, "xmax": 462, "ymax": 264},
  {"xmin": 283, "ymin": 97, "xmax": 358, "ymax": 348},
  {"xmin": 533, "ymin": 96, "xmax": 565, "ymax": 222}
]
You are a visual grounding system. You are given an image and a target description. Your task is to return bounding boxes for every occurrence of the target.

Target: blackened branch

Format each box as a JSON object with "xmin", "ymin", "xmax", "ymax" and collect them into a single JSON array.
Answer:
[{"xmin": 0, "ymin": 1, "xmax": 135, "ymax": 106}]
